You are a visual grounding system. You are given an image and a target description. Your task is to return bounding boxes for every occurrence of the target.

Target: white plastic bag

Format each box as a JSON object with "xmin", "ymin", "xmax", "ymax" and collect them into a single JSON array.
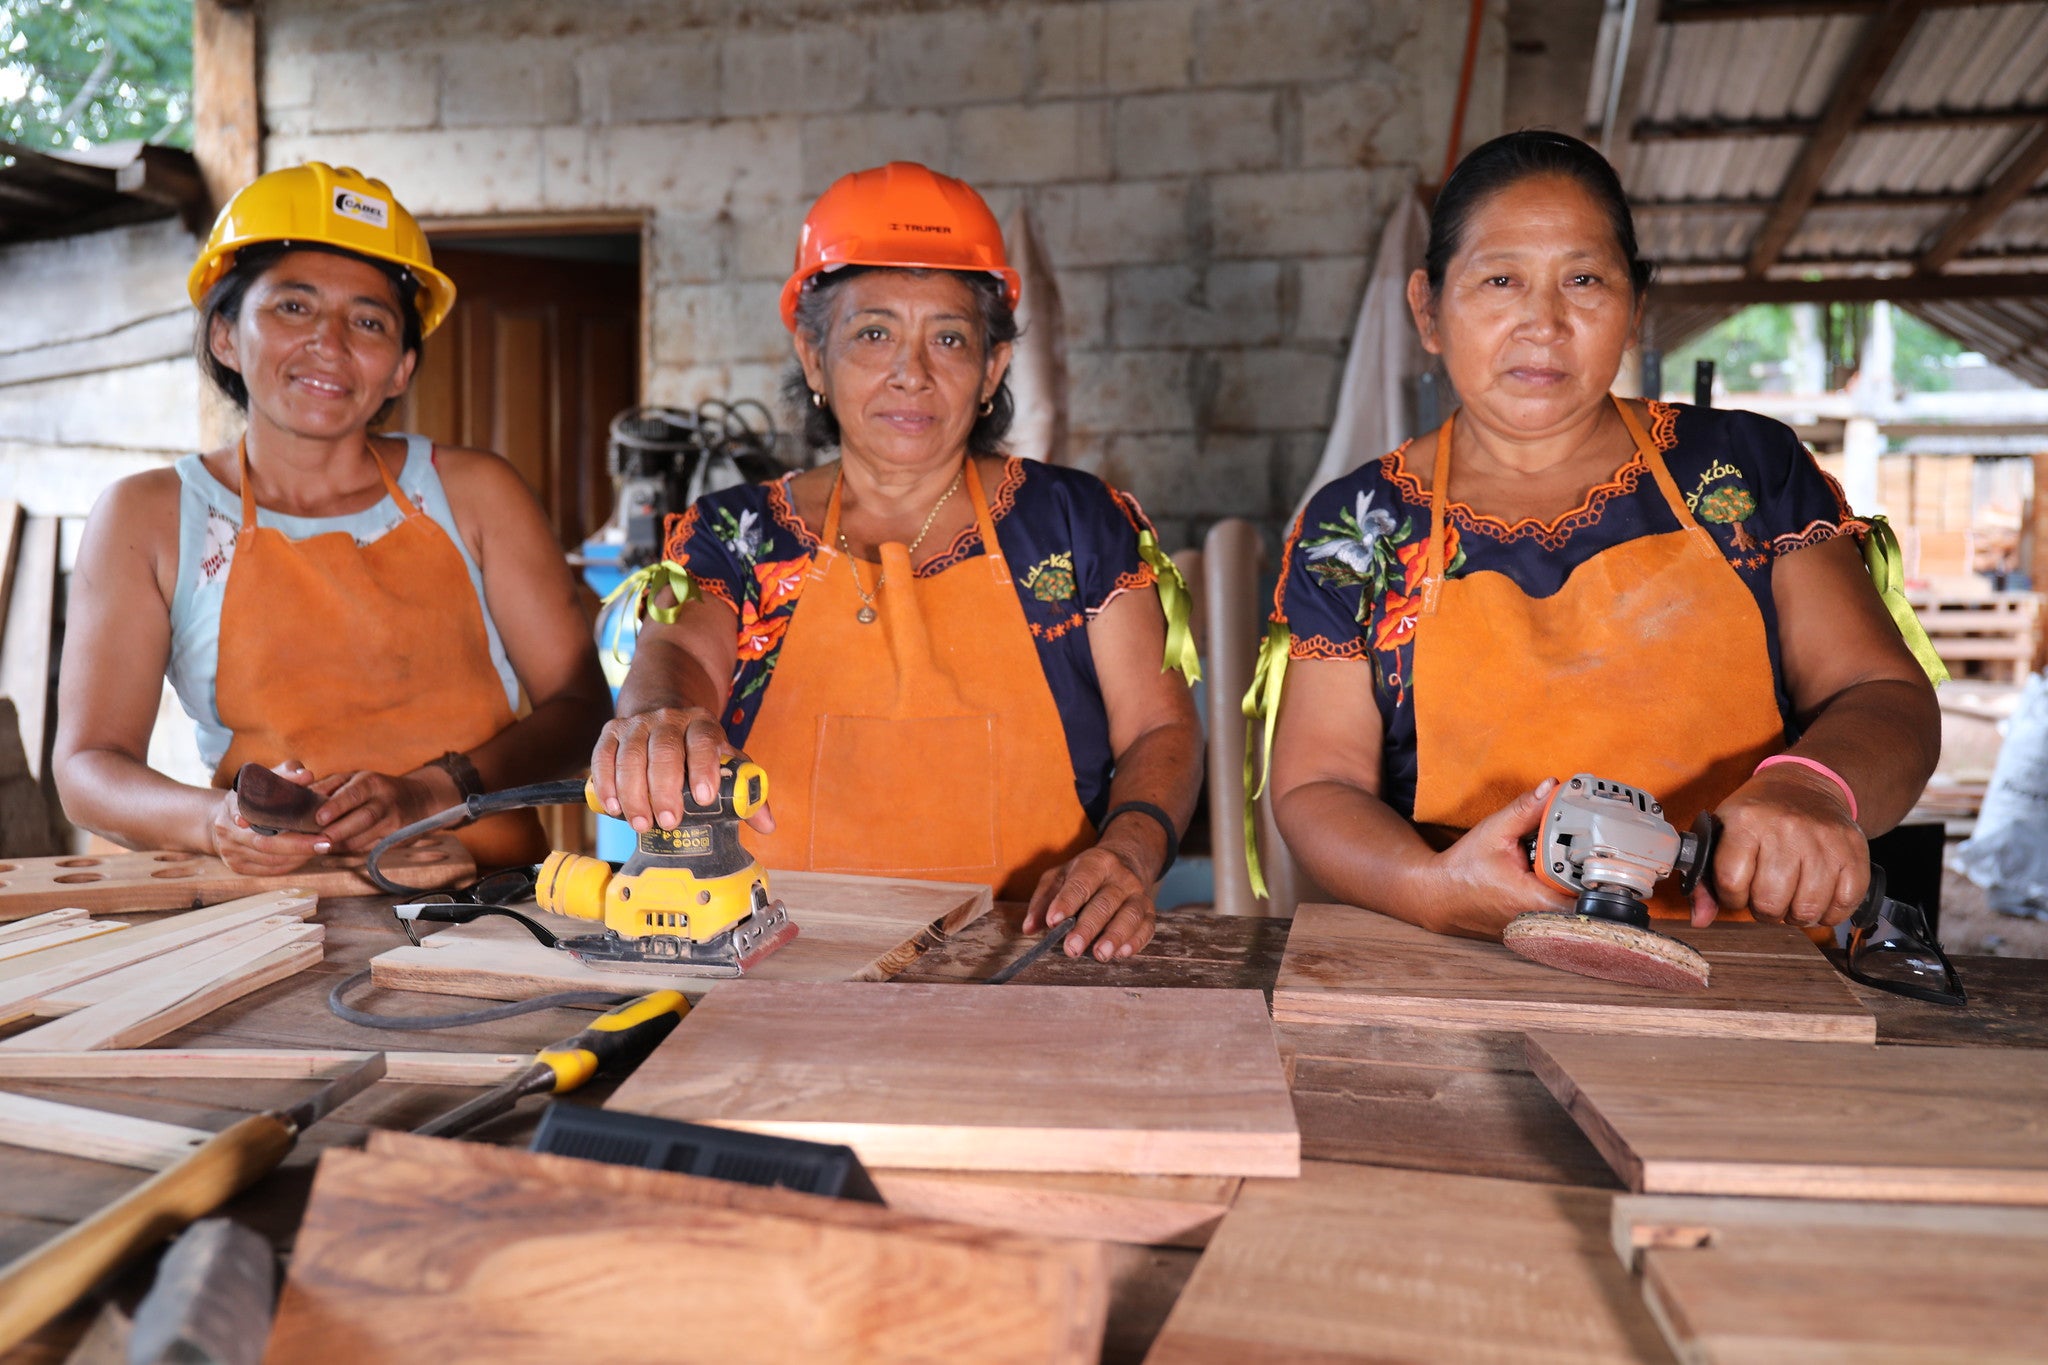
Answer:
[{"xmin": 1953, "ymin": 671, "xmax": 2048, "ymax": 916}]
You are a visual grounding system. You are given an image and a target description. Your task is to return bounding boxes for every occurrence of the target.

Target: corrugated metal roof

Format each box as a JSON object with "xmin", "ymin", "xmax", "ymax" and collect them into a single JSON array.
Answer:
[
  {"xmin": 1603, "ymin": 2, "xmax": 2048, "ymax": 370},
  {"xmin": 1903, "ymin": 298, "xmax": 2048, "ymax": 387}
]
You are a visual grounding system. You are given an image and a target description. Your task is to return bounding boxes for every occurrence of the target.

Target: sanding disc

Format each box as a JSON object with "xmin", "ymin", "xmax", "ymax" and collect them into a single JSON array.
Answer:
[{"xmin": 1503, "ymin": 913, "xmax": 1711, "ymax": 992}]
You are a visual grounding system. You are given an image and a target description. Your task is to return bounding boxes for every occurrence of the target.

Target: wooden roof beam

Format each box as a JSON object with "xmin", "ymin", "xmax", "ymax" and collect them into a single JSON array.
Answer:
[
  {"xmin": 1638, "ymin": 187, "xmax": 2048, "ymax": 212},
  {"xmin": 1744, "ymin": 0, "xmax": 1929, "ymax": 278},
  {"xmin": 1653, "ymin": 272, "xmax": 2048, "ymax": 305},
  {"xmin": 1637, "ymin": 104, "xmax": 2048, "ymax": 141},
  {"xmin": 1665, "ymin": 0, "xmax": 2022, "ymax": 19},
  {"xmin": 1917, "ymin": 124, "xmax": 2048, "ymax": 275}
]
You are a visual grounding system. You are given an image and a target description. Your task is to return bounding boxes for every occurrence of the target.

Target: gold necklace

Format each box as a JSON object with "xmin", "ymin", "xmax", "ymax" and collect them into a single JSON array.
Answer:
[{"xmin": 836, "ymin": 465, "xmax": 966, "ymax": 624}]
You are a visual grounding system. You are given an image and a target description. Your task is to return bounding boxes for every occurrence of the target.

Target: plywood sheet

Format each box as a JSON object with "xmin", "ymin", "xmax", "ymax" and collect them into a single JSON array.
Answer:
[
  {"xmin": 1614, "ymin": 1195, "xmax": 2048, "ymax": 1363},
  {"xmin": 0, "ymin": 838, "xmax": 470, "ymax": 920},
  {"xmin": 1274, "ymin": 903, "xmax": 1875, "ymax": 1041},
  {"xmin": 1528, "ymin": 1032, "xmax": 2048, "ymax": 1204},
  {"xmin": 264, "ymin": 1132, "xmax": 1109, "ymax": 1365},
  {"xmin": 370, "ymin": 871, "xmax": 991, "ymax": 1001},
  {"xmin": 1144, "ymin": 1161, "xmax": 1671, "ymax": 1364},
  {"xmin": 607, "ymin": 982, "xmax": 1300, "ymax": 1177}
]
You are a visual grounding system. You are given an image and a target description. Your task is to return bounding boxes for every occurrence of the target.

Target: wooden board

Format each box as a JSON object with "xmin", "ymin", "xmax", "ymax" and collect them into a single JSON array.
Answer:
[
  {"xmin": 0, "ymin": 1091, "xmax": 212, "ymax": 1171},
  {"xmin": 1278, "ymin": 1021, "xmax": 1620, "ymax": 1187},
  {"xmin": 370, "ymin": 870, "xmax": 991, "ymax": 1001},
  {"xmin": 1273, "ymin": 902, "xmax": 1876, "ymax": 1041},
  {"xmin": 0, "ymin": 893, "xmax": 317, "ymax": 1028},
  {"xmin": 0, "ymin": 1049, "xmax": 526, "ymax": 1084},
  {"xmin": 0, "ymin": 838, "xmax": 470, "ymax": 919},
  {"xmin": 1527, "ymin": 1032, "xmax": 2048, "ymax": 1204},
  {"xmin": 0, "ymin": 923, "xmax": 324, "ymax": 1051},
  {"xmin": 264, "ymin": 1132, "xmax": 1109, "ymax": 1365},
  {"xmin": 1144, "ymin": 1161, "xmax": 1671, "ymax": 1364},
  {"xmin": 606, "ymin": 982, "xmax": 1300, "ymax": 1177},
  {"xmin": 870, "ymin": 1171, "xmax": 1240, "ymax": 1248},
  {"xmin": 1613, "ymin": 1195, "xmax": 2048, "ymax": 1363}
]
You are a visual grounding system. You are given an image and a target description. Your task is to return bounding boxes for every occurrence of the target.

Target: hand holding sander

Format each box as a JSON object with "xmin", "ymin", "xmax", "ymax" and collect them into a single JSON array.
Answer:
[
  {"xmin": 372, "ymin": 759, "xmax": 797, "ymax": 978},
  {"xmin": 1504, "ymin": 773, "xmax": 1962, "ymax": 1003}
]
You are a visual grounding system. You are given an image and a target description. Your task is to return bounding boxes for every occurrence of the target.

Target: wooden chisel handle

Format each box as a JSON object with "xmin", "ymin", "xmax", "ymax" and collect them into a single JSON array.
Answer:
[{"xmin": 0, "ymin": 1113, "xmax": 295, "ymax": 1352}]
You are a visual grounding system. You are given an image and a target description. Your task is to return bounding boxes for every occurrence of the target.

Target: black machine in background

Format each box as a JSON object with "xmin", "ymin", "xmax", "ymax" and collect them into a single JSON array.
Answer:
[{"xmin": 593, "ymin": 401, "xmax": 784, "ymax": 569}]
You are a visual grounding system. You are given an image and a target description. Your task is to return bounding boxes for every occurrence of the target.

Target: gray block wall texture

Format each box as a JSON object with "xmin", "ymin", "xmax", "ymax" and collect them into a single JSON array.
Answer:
[{"xmin": 259, "ymin": 0, "xmax": 1505, "ymax": 544}]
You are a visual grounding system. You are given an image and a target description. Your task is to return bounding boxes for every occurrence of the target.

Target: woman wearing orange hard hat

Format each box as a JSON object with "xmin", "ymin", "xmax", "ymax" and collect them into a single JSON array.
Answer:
[
  {"xmin": 594, "ymin": 162, "xmax": 1203, "ymax": 963},
  {"xmin": 55, "ymin": 163, "xmax": 612, "ymax": 873}
]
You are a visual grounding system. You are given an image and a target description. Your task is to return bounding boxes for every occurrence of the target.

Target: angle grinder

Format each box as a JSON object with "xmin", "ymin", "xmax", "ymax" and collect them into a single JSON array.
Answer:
[{"xmin": 1506, "ymin": 773, "xmax": 1964, "ymax": 1003}]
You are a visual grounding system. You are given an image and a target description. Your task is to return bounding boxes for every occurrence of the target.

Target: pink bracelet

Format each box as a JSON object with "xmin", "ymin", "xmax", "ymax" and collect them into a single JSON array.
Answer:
[{"xmin": 1753, "ymin": 754, "xmax": 1859, "ymax": 822}]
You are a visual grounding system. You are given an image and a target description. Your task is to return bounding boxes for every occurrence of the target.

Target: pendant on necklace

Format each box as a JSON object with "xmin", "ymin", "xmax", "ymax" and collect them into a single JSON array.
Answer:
[{"xmin": 857, "ymin": 605, "xmax": 877, "ymax": 624}]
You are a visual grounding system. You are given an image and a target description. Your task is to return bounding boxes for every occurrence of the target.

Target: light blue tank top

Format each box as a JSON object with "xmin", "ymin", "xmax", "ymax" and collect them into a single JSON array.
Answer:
[{"xmin": 166, "ymin": 433, "xmax": 519, "ymax": 773}]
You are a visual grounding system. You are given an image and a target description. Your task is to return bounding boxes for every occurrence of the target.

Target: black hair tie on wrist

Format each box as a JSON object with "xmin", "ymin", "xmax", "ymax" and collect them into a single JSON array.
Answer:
[{"xmin": 1101, "ymin": 801, "xmax": 1180, "ymax": 882}]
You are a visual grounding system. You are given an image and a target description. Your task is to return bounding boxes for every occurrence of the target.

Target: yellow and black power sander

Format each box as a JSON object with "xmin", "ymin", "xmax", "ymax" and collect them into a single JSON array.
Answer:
[{"xmin": 366, "ymin": 760, "xmax": 797, "ymax": 979}]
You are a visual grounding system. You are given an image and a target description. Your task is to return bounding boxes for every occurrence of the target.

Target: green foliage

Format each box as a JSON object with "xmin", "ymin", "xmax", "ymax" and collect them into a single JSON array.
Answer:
[
  {"xmin": 0, "ymin": 0, "xmax": 191, "ymax": 152},
  {"xmin": 1664, "ymin": 302, "xmax": 1974, "ymax": 396},
  {"xmin": 1664, "ymin": 304, "xmax": 1796, "ymax": 394},
  {"xmin": 1892, "ymin": 308, "xmax": 1970, "ymax": 393}
]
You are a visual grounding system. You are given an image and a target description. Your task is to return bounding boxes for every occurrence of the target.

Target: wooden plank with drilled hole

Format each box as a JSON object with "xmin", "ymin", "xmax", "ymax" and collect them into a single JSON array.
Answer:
[{"xmin": 0, "ymin": 838, "xmax": 469, "ymax": 920}]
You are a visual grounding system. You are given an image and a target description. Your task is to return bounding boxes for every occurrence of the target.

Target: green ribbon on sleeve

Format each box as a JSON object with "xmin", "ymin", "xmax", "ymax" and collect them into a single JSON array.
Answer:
[
  {"xmin": 596, "ymin": 558, "xmax": 697, "ymax": 667},
  {"xmin": 1239, "ymin": 621, "xmax": 1292, "ymax": 900},
  {"xmin": 1136, "ymin": 530, "xmax": 1202, "ymax": 685},
  {"xmin": 1860, "ymin": 516, "xmax": 1950, "ymax": 687}
]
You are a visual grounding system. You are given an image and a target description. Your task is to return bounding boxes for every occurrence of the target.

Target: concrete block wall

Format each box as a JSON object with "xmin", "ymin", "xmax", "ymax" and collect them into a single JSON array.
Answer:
[
  {"xmin": 259, "ymin": 0, "xmax": 1505, "ymax": 544},
  {"xmin": 0, "ymin": 217, "xmax": 203, "ymax": 520}
]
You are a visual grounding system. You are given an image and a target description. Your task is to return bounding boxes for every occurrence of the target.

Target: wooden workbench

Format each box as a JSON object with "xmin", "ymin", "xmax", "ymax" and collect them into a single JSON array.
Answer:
[{"xmin": 2, "ymin": 897, "xmax": 2044, "ymax": 1363}]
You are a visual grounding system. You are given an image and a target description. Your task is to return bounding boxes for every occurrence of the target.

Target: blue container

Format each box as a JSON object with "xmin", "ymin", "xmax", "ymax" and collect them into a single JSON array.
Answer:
[{"xmin": 582, "ymin": 539, "xmax": 637, "ymax": 863}]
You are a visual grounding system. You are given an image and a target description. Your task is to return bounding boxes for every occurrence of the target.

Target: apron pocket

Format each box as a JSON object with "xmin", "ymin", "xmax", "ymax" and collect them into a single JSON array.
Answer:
[{"xmin": 809, "ymin": 713, "xmax": 1000, "ymax": 874}]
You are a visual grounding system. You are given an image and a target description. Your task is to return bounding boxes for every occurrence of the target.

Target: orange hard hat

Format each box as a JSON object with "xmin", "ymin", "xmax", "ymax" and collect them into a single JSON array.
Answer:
[{"xmin": 780, "ymin": 162, "xmax": 1020, "ymax": 331}]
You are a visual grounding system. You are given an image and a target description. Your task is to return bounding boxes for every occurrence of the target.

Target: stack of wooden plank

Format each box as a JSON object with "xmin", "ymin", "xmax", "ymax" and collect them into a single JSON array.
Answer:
[
  {"xmin": 1907, "ymin": 588, "xmax": 2043, "ymax": 682},
  {"xmin": 0, "ymin": 891, "xmax": 322, "ymax": 1051}
]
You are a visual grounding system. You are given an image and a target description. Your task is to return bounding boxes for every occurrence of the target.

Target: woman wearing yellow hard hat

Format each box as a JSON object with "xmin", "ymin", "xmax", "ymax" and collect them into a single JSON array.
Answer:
[
  {"xmin": 592, "ymin": 162, "xmax": 1203, "ymax": 963},
  {"xmin": 54, "ymin": 163, "xmax": 612, "ymax": 872}
]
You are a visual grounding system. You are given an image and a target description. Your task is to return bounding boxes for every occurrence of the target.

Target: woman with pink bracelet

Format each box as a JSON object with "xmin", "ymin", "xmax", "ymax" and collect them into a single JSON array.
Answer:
[{"xmin": 1262, "ymin": 132, "xmax": 1941, "ymax": 936}]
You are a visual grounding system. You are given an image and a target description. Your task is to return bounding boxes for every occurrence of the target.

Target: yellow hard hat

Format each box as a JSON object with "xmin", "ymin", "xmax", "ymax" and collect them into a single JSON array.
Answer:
[{"xmin": 186, "ymin": 162, "xmax": 457, "ymax": 337}]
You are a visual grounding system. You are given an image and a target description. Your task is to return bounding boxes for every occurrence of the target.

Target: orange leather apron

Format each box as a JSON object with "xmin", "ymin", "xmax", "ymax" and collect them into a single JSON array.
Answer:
[
  {"xmin": 1409, "ymin": 397, "xmax": 1786, "ymax": 917},
  {"xmin": 213, "ymin": 441, "xmax": 545, "ymax": 868},
  {"xmin": 741, "ymin": 458, "xmax": 1093, "ymax": 899}
]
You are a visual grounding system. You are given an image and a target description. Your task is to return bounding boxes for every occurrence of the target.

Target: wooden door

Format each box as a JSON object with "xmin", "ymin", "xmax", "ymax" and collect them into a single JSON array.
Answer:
[{"xmin": 394, "ymin": 245, "xmax": 638, "ymax": 547}]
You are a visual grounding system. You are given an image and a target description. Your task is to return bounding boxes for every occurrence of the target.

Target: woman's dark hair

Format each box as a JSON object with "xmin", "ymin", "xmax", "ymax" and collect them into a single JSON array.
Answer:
[
  {"xmin": 1423, "ymin": 130, "xmax": 1655, "ymax": 296},
  {"xmin": 196, "ymin": 240, "xmax": 425, "ymax": 424},
  {"xmin": 782, "ymin": 265, "xmax": 1018, "ymax": 458}
]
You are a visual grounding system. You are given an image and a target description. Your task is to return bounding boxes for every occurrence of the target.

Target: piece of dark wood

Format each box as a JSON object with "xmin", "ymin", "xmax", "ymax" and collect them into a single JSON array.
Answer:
[
  {"xmin": 1835, "ymin": 951, "xmax": 2048, "ymax": 1049},
  {"xmin": 898, "ymin": 905, "xmax": 1292, "ymax": 994},
  {"xmin": 1653, "ymin": 272, "xmax": 2048, "ymax": 306},
  {"xmin": 1745, "ymin": 0, "xmax": 1931, "ymax": 277},
  {"xmin": 230, "ymin": 766, "xmax": 326, "ymax": 836}
]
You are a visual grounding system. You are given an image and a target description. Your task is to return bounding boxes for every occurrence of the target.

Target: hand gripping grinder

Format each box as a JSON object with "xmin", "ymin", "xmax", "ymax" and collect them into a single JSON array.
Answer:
[{"xmin": 1504, "ymin": 774, "xmax": 1718, "ymax": 992}]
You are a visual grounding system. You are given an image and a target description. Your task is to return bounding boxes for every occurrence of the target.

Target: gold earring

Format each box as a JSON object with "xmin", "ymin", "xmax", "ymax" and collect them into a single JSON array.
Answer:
[
  {"xmin": 978, "ymin": 397, "xmax": 994, "ymax": 417},
  {"xmin": 810, "ymin": 390, "xmax": 827, "ymax": 410}
]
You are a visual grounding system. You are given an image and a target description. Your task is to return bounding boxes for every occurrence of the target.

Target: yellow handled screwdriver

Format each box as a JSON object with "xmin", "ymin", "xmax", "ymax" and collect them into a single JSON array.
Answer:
[{"xmin": 414, "ymin": 990, "xmax": 688, "ymax": 1139}]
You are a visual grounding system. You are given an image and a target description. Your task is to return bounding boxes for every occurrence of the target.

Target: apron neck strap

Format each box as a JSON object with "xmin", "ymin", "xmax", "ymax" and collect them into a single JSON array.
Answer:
[
  {"xmin": 820, "ymin": 457, "xmax": 1002, "ymax": 579},
  {"xmin": 961, "ymin": 457, "xmax": 1006, "ymax": 581},
  {"xmin": 1610, "ymin": 395, "xmax": 1704, "ymax": 533},
  {"xmin": 1422, "ymin": 418, "xmax": 1454, "ymax": 615},
  {"xmin": 236, "ymin": 436, "xmax": 422, "ymax": 532}
]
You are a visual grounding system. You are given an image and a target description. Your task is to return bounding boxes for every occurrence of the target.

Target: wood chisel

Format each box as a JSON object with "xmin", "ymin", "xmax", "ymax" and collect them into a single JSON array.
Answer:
[
  {"xmin": 413, "ymin": 990, "xmax": 689, "ymax": 1139},
  {"xmin": 0, "ymin": 1053, "xmax": 386, "ymax": 1353}
]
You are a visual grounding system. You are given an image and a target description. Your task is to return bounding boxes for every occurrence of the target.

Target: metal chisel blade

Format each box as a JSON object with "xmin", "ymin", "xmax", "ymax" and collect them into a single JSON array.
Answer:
[{"xmin": 275, "ymin": 1053, "xmax": 386, "ymax": 1133}]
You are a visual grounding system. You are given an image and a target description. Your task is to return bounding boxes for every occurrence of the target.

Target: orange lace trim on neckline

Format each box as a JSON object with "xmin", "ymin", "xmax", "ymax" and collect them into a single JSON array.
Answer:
[{"xmin": 1382, "ymin": 400, "xmax": 1678, "ymax": 552}]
